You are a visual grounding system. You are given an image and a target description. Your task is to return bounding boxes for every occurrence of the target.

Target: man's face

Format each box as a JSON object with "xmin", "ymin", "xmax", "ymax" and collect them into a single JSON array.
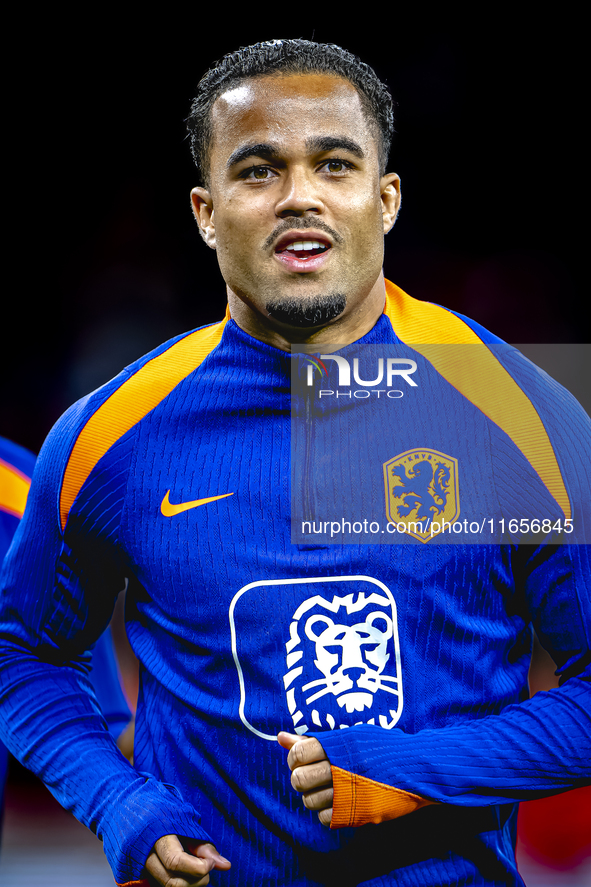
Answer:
[{"xmin": 192, "ymin": 72, "xmax": 400, "ymax": 339}]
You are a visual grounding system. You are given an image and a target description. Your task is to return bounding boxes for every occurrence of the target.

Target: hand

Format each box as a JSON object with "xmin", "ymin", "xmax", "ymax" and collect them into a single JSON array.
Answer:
[
  {"xmin": 278, "ymin": 731, "xmax": 333, "ymax": 826},
  {"xmin": 143, "ymin": 834, "xmax": 231, "ymax": 886}
]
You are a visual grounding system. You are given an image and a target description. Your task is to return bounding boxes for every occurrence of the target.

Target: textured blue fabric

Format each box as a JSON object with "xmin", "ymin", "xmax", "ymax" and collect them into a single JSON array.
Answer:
[
  {"xmin": 0, "ymin": 298, "xmax": 589, "ymax": 886},
  {"xmin": 0, "ymin": 438, "xmax": 36, "ymax": 819},
  {"xmin": 0, "ymin": 437, "xmax": 130, "ymax": 819}
]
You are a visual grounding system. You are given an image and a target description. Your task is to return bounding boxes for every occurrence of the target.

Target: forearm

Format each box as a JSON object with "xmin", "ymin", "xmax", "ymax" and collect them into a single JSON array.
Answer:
[
  {"xmin": 314, "ymin": 674, "xmax": 591, "ymax": 827},
  {"xmin": 0, "ymin": 640, "xmax": 208, "ymax": 882}
]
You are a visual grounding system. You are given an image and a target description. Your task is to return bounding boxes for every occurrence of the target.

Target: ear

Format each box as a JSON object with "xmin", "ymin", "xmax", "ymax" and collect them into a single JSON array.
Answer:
[
  {"xmin": 379, "ymin": 172, "xmax": 401, "ymax": 234},
  {"xmin": 191, "ymin": 187, "xmax": 216, "ymax": 249}
]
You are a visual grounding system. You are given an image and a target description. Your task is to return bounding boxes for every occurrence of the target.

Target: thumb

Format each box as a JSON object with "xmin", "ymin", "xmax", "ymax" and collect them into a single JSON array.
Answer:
[
  {"xmin": 277, "ymin": 731, "xmax": 305, "ymax": 750},
  {"xmin": 189, "ymin": 841, "xmax": 232, "ymax": 870}
]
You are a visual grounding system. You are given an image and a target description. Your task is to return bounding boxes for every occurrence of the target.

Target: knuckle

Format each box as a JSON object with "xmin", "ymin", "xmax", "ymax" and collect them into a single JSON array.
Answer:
[
  {"xmin": 309, "ymin": 739, "xmax": 323, "ymax": 757},
  {"xmin": 291, "ymin": 769, "xmax": 304, "ymax": 791},
  {"xmin": 292, "ymin": 741, "xmax": 307, "ymax": 764},
  {"xmin": 167, "ymin": 851, "xmax": 184, "ymax": 870}
]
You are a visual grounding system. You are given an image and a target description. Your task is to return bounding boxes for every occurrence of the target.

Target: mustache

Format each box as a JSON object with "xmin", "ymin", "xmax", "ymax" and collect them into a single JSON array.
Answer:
[{"xmin": 263, "ymin": 218, "xmax": 343, "ymax": 251}]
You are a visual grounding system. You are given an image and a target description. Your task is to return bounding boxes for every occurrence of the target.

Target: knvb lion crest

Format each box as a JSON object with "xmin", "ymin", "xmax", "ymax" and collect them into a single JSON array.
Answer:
[{"xmin": 383, "ymin": 448, "xmax": 459, "ymax": 542}]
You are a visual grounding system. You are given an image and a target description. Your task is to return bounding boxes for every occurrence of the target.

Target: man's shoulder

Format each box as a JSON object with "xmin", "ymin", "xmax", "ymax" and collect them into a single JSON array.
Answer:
[
  {"xmin": 37, "ymin": 318, "xmax": 231, "ymax": 531},
  {"xmin": 97, "ymin": 318, "xmax": 229, "ymax": 405},
  {"xmin": 384, "ymin": 280, "xmax": 590, "ymax": 525},
  {"xmin": 383, "ymin": 279, "xmax": 587, "ymax": 419},
  {"xmin": 383, "ymin": 279, "xmax": 505, "ymax": 346},
  {"xmin": 52, "ymin": 318, "xmax": 230, "ymax": 440}
]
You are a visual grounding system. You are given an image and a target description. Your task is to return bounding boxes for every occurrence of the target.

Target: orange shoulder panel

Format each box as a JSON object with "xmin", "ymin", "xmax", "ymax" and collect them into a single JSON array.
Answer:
[
  {"xmin": 383, "ymin": 280, "xmax": 571, "ymax": 520},
  {"xmin": 59, "ymin": 319, "xmax": 228, "ymax": 531},
  {"xmin": 0, "ymin": 458, "xmax": 31, "ymax": 518},
  {"xmin": 331, "ymin": 764, "xmax": 436, "ymax": 829}
]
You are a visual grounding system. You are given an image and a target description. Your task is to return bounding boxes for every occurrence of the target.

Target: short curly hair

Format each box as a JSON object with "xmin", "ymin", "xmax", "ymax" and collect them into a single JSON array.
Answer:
[{"xmin": 186, "ymin": 39, "xmax": 394, "ymax": 187}]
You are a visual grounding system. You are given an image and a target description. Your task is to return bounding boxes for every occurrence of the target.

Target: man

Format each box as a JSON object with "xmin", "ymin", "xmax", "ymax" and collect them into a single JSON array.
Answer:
[
  {"xmin": 0, "ymin": 436, "xmax": 132, "ymax": 833},
  {"xmin": 0, "ymin": 39, "xmax": 589, "ymax": 887}
]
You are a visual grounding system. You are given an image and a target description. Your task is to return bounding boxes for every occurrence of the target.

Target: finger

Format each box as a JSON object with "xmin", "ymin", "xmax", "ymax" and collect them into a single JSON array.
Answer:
[
  {"xmin": 185, "ymin": 840, "xmax": 231, "ymax": 870},
  {"xmin": 301, "ymin": 785, "xmax": 334, "ymax": 811},
  {"xmin": 156, "ymin": 834, "xmax": 214, "ymax": 872},
  {"xmin": 147, "ymin": 835, "xmax": 217, "ymax": 881},
  {"xmin": 318, "ymin": 806, "xmax": 333, "ymax": 827},
  {"xmin": 277, "ymin": 731, "xmax": 301, "ymax": 751},
  {"xmin": 291, "ymin": 759, "xmax": 332, "ymax": 793},
  {"xmin": 145, "ymin": 848, "xmax": 212, "ymax": 886},
  {"xmin": 280, "ymin": 734, "xmax": 328, "ymax": 770}
]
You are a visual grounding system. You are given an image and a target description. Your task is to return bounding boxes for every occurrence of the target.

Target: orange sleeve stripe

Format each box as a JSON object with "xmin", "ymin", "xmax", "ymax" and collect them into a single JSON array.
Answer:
[
  {"xmin": 115, "ymin": 880, "xmax": 150, "ymax": 886},
  {"xmin": 383, "ymin": 279, "xmax": 571, "ymax": 520},
  {"xmin": 0, "ymin": 458, "xmax": 32, "ymax": 518},
  {"xmin": 59, "ymin": 319, "xmax": 228, "ymax": 531},
  {"xmin": 330, "ymin": 765, "xmax": 436, "ymax": 829}
]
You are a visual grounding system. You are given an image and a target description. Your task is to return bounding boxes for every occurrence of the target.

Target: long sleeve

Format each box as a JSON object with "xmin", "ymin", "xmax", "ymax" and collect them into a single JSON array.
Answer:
[
  {"xmin": 316, "ymin": 543, "xmax": 591, "ymax": 828},
  {"xmin": 1, "ymin": 438, "xmax": 132, "ymax": 811},
  {"xmin": 0, "ymin": 401, "xmax": 209, "ymax": 884},
  {"xmin": 0, "ymin": 641, "xmax": 208, "ymax": 880}
]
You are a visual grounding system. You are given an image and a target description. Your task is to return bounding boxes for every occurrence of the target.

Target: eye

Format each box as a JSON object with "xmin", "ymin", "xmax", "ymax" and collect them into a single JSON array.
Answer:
[
  {"xmin": 321, "ymin": 159, "xmax": 353, "ymax": 174},
  {"xmin": 362, "ymin": 643, "xmax": 379, "ymax": 653},
  {"xmin": 240, "ymin": 165, "xmax": 277, "ymax": 181}
]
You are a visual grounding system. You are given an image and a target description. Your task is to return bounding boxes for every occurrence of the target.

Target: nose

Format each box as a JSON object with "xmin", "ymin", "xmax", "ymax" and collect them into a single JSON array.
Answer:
[
  {"xmin": 342, "ymin": 666, "xmax": 365, "ymax": 685},
  {"xmin": 340, "ymin": 637, "xmax": 364, "ymax": 672},
  {"xmin": 274, "ymin": 165, "xmax": 325, "ymax": 218}
]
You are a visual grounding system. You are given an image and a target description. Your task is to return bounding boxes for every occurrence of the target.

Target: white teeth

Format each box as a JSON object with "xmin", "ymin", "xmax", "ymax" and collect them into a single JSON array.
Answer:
[{"xmin": 285, "ymin": 240, "xmax": 325, "ymax": 251}]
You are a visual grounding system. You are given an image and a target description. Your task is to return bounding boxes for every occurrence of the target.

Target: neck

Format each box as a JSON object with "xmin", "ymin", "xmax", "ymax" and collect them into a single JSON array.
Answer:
[{"xmin": 226, "ymin": 272, "xmax": 387, "ymax": 352}]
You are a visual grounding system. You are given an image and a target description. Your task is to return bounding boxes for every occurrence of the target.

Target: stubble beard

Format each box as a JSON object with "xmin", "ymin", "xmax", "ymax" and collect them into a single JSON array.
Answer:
[{"xmin": 265, "ymin": 293, "xmax": 347, "ymax": 328}]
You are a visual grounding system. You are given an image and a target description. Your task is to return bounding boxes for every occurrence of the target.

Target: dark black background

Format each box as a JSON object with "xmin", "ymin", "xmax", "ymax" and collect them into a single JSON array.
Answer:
[{"xmin": 3, "ymin": 13, "xmax": 588, "ymax": 453}]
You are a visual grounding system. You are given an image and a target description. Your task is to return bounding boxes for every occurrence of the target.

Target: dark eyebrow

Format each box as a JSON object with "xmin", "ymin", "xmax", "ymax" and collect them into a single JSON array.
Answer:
[
  {"xmin": 305, "ymin": 136, "xmax": 365, "ymax": 159},
  {"xmin": 226, "ymin": 143, "xmax": 281, "ymax": 170},
  {"xmin": 226, "ymin": 136, "xmax": 366, "ymax": 171}
]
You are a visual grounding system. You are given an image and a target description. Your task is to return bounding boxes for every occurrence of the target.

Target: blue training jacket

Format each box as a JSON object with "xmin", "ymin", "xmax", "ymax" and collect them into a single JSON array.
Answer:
[{"xmin": 0, "ymin": 281, "xmax": 589, "ymax": 886}]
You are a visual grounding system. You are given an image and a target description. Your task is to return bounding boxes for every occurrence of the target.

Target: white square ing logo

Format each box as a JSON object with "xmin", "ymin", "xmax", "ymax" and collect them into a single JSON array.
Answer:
[{"xmin": 229, "ymin": 576, "xmax": 403, "ymax": 741}]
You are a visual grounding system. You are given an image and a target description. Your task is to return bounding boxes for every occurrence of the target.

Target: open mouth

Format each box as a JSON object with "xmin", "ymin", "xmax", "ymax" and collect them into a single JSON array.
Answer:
[
  {"xmin": 273, "ymin": 233, "xmax": 333, "ymax": 271},
  {"xmin": 277, "ymin": 239, "xmax": 330, "ymax": 260}
]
